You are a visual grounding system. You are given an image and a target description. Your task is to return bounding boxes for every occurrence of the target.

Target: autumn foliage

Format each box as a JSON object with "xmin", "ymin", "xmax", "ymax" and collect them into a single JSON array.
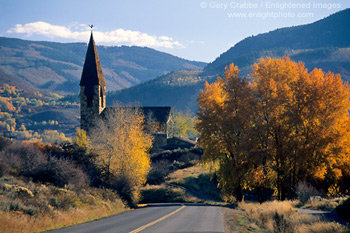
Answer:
[
  {"xmin": 197, "ymin": 57, "xmax": 350, "ymax": 201},
  {"xmin": 88, "ymin": 107, "xmax": 153, "ymax": 206}
]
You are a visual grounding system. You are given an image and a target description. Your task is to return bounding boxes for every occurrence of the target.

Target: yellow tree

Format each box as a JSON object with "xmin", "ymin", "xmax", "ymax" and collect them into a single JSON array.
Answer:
[
  {"xmin": 88, "ymin": 106, "xmax": 152, "ymax": 204},
  {"xmin": 197, "ymin": 57, "xmax": 350, "ymax": 201},
  {"xmin": 250, "ymin": 57, "xmax": 350, "ymax": 199},
  {"xmin": 75, "ymin": 128, "xmax": 88, "ymax": 148},
  {"xmin": 197, "ymin": 64, "xmax": 254, "ymax": 201}
]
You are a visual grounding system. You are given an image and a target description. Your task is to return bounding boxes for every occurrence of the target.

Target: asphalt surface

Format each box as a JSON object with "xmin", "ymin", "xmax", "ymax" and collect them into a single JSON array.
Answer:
[{"xmin": 48, "ymin": 203, "xmax": 225, "ymax": 233}]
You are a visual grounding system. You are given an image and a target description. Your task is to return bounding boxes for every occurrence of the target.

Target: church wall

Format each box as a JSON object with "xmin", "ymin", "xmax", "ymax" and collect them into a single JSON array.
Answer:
[{"xmin": 80, "ymin": 85, "xmax": 105, "ymax": 132}]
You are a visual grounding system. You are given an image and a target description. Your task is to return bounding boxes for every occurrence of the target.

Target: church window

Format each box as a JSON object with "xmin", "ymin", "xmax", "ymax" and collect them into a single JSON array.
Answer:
[{"xmin": 100, "ymin": 88, "xmax": 104, "ymax": 107}]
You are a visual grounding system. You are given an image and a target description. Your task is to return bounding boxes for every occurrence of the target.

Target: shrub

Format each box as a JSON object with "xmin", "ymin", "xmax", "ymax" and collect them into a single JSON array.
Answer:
[
  {"xmin": 0, "ymin": 199, "xmax": 39, "ymax": 216},
  {"xmin": 147, "ymin": 160, "xmax": 173, "ymax": 185},
  {"xmin": 0, "ymin": 142, "xmax": 46, "ymax": 176},
  {"xmin": 110, "ymin": 174, "xmax": 139, "ymax": 208},
  {"xmin": 140, "ymin": 185, "xmax": 185, "ymax": 203},
  {"xmin": 0, "ymin": 161, "xmax": 6, "ymax": 177},
  {"xmin": 296, "ymin": 182, "xmax": 320, "ymax": 204},
  {"xmin": 49, "ymin": 191, "xmax": 80, "ymax": 211},
  {"xmin": 39, "ymin": 142, "xmax": 102, "ymax": 187},
  {"xmin": 0, "ymin": 136, "xmax": 10, "ymax": 151},
  {"xmin": 31, "ymin": 158, "xmax": 89, "ymax": 188},
  {"xmin": 273, "ymin": 212, "xmax": 295, "ymax": 233},
  {"xmin": 336, "ymin": 197, "xmax": 350, "ymax": 222}
]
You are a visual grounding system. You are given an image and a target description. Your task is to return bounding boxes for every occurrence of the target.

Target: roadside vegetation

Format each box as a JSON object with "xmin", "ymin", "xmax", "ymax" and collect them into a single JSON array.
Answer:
[
  {"xmin": 197, "ymin": 57, "xmax": 350, "ymax": 232},
  {"xmin": 0, "ymin": 176, "xmax": 126, "ymax": 233},
  {"xmin": 234, "ymin": 200, "xmax": 348, "ymax": 233},
  {"xmin": 0, "ymin": 136, "xmax": 127, "ymax": 232},
  {"xmin": 140, "ymin": 147, "xmax": 222, "ymax": 204}
]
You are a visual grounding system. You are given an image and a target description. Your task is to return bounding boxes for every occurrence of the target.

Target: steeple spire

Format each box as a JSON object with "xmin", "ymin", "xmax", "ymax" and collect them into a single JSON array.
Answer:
[
  {"xmin": 80, "ymin": 32, "xmax": 106, "ymax": 133},
  {"xmin": 80, "ymin": 32, "xmax": 106, "ymax": 95}
]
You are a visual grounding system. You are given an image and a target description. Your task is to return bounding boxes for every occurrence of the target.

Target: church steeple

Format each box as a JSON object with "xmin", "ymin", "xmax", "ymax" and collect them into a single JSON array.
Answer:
[
  {"xmin": 80, "ymin": 32, "xmax": 106, "ymax": 92},
  {"xmin": 80, "ymin": 32, "xmax": 106, "ymax": 133}
]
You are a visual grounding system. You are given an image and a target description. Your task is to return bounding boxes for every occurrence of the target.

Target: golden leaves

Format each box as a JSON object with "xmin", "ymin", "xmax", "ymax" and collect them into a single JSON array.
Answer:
[
  {"xmin": 197, "ymin": 56, "xmax": 350, "ymax": 199},
  {"xmin": 89, "ymin": 107, "xmax": 152, "ymax": 187}
]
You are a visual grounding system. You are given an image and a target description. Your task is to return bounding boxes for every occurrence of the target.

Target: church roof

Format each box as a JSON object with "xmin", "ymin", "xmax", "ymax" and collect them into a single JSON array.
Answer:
[
  {"xmin": 102, "ymin": 106, "xmax": 173, "ymax": 123},
  {"xmin": 80, "ymin": 32, "xmax": 105, "ymax": 95},
  {"xmin": 141, "ymin": 107, "xmax": 173, "ymax": 123}
]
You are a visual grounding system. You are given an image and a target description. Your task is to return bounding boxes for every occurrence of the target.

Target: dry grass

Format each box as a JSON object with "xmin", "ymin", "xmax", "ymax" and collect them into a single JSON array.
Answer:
[
  {"xmin": 301, "ymin": 196, "xmax": 349, "ymax": 211},
  {"xmin": 222, "ymin": 207, "xmax": 263, "ymax": 233},
  {"xmin": 140, "ymin": 184, "xmax": 198, "ymax": 203},
  {"xmin": 0, "ymin": 176, "xmax": 127, "ymax": 233},
  {"xmin": 165, "ymin": 163, "xmax": 221, "ymax": 202},
  {"xmin": 166, "ymin": 163, "xmax": 207, "ymax": 183},
  {"xmin": 238, "ymin": 200, "xmax": 348, "ymax": 233},
  {"xmin": 0, "ymin": 201, "xmax": 126, "ymax": 233},
  {"xmin": 141, "ymin": 163, "xmax": 222, "ymax": 204}
]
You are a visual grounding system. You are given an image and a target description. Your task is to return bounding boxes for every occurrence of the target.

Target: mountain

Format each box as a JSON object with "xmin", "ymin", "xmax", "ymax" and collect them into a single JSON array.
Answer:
[
  {"xmin": 205, "ymin": 8, "xmax": 350, "ymax": 75},
  {"xmin": 107, "ymin": 70, "xmax": 216, "ymax": 111},
  {"xmin": 114, "ymin": 9, "xmax": 350, "ymax": 111},
  {"xmin": 0, "ymin": 37, "xmax": 206, "ymax": 94}
]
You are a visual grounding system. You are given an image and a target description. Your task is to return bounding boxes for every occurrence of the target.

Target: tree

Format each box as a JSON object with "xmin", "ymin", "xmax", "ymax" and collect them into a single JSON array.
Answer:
[
  {"xmin": 75, "ymin": 128, "xmax": 88, "ymax": 148},
  {"xmin": 197, "ymin": 64, "xmax": 254, "ymax": 201},
  {"xmin": 173, "ymin": 110, "xmax": 198, "ymax": 137},
  {"xmin": 88, "ymin": 106, "xmax": 152, "ymax": 205},
  {"xmin": 41, "ymin": 130, "xmax": 69, "ymax": 144},
  {"xmin": 197, "ymin": 57, "xmax": 350, "ymax": 201}
]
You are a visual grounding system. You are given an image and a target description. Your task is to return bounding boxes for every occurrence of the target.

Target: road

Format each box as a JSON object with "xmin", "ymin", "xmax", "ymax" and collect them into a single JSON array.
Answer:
[{"xmin": 49, "ymin": 203, "xmax": 224, "ymax": 233}]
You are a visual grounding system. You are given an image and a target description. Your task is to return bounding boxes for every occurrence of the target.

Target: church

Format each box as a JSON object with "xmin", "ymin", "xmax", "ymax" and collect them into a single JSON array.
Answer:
[{"xmin": 80, "ymin": 32, "xmax": 174, "ymax": 148}]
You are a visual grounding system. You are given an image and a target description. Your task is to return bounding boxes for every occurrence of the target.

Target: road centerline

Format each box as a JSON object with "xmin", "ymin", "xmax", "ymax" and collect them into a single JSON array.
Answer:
[{"xmin": 128, "ymin": 204, "xmax": 186, "ymax": 233}]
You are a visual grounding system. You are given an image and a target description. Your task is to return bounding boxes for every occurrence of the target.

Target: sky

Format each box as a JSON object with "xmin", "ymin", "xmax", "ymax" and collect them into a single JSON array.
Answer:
[{"xmin": 1, "ymin": 0, "xmax": 350, "ymax": 62}]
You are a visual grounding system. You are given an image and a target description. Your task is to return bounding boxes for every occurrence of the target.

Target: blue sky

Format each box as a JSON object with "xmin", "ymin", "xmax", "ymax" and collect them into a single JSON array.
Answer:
[{"xmin": 1, "ymin": 0, "xmax": 349, "ymax": 62}]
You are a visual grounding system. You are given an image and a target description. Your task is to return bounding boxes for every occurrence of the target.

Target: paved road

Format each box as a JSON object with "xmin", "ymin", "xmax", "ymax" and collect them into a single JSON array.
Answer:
[{"xmin": 49, "ymin": 203, "xmax": 224, "ymax": 233}]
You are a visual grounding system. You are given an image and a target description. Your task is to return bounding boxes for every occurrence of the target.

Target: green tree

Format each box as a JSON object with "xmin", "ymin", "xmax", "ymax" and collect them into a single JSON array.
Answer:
[{"xmin": 173, "ymin": 110, "xmax": 198, "ymax": 137}]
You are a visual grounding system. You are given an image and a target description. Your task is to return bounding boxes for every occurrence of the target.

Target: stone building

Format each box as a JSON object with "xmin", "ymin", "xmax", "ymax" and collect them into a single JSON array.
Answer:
[{"xmin": 80, "ymin": 32, "xmax": 174, "ymax": 147}]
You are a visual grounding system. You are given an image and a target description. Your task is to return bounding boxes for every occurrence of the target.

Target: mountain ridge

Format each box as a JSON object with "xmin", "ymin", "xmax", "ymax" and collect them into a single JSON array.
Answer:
[
  {"xmin": 113, "ymin": 9, "xmax": 350, "ymax": 111},
  {"xmin": 205, "ymin": 8, "xmax": 350, "ymax": 73},
  {"xmin": 0, "ymin": 36, "xmax": 206, "ymax": 94}
]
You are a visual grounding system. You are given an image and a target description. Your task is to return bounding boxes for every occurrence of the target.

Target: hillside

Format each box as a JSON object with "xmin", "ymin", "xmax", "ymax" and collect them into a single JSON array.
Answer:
[
  {"xmin": 107, "ymin": 70, "xmax": 216, "ymax": 111},
  {"xmin": 0, "ymin": 37, "xmax": 206, "ymax": 94},
  {"xmin": 205, "ymin": 8, "xmax": 350, "ymax": 74},
  {"xmin": 114, "ymin": 9, "xmax": 350, "ymax": 111}
]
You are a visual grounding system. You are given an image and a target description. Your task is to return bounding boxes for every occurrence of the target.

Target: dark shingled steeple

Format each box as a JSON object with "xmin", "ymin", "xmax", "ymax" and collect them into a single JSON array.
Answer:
[{"xmin": 80, "ymin": 32, "xmax": 106, "ymax": 96}]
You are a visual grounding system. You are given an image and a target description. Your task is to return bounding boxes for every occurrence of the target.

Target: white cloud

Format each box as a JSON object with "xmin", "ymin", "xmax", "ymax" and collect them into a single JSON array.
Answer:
[{"xmin": 6, "ymin": 21, "xmax": 183, "ymax": 49}]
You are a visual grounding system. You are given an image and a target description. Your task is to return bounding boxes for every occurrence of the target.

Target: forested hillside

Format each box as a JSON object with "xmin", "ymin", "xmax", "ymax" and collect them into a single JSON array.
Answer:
[
  {"xmin": 205, "ymin": 8, "xmax": 350, "ymax": 74},
  {"xmin": 0, "ymin": 37, "xmax": 206, "ymax": 94},
  {"xmin": 107, "ymin": 70, "xmax": 216, "ymax": 111}
]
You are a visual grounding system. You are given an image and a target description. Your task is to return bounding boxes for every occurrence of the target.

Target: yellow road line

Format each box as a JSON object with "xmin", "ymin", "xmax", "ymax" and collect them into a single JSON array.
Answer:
[{"xmin": 129, "ymin": 204, "xmax": 186, "ymax": 233}]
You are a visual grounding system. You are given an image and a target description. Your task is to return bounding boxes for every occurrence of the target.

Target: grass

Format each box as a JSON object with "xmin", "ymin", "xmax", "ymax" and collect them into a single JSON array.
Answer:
[
  {"xmin": 236, "ymin": 200, "xmax": 349, "ymax": 233},
  {"xmin": 165, "ymin": 163, "xmax": 222, "ymax": 203},
  {"xmin": 300, "ymin": 196, "xmax": 349, "ymax": 211},
  {"xmin": 140, "ymin": 184, "xmax": 194, "ymax": 203},
  {"xmin": 222, "ymin": 207, "xmax": 263, "ymax": 233},
  {"xmin": 142, "ymin": 157, "xmax": 223, "ymax": 204},
  {"xmin": 0, "ymin": 176, "xmax": 127, "ymax": 233}
]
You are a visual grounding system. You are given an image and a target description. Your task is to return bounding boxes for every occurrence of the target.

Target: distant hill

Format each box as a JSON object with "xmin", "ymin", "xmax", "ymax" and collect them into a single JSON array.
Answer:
[
  {"xmin": 0, "ymin": 67, "xmax": 37, "ymax": 96},
  {"xmin": 114, "ymin": 9, "xmax": 350, "ymax": 111},
  {"xmin": 0, "ymin": 37, "xmax": 206, "ymax": 94},
  {"xmin": 107, "ymin": 70, "xmax": 215, "ymax": 111}
]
